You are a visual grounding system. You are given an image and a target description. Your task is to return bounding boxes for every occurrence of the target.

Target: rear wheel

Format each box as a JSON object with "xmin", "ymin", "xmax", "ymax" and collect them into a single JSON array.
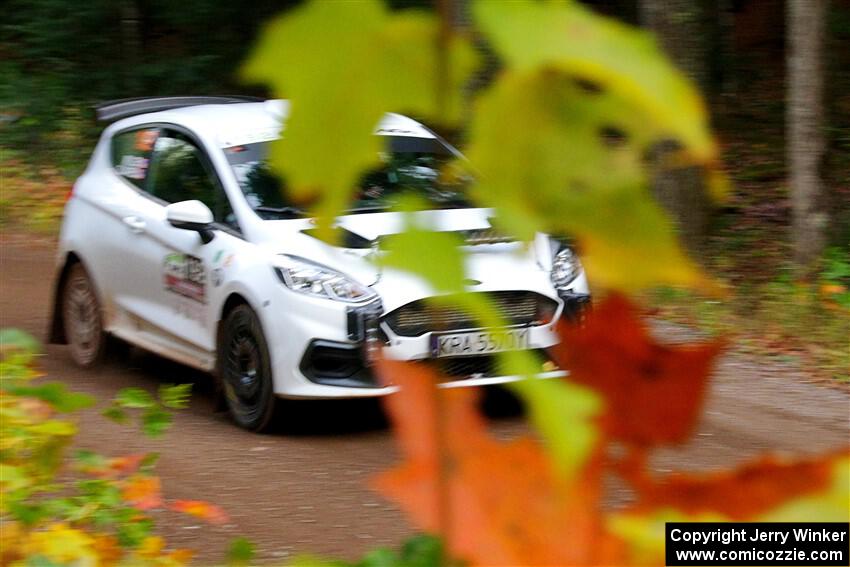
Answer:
[
  {"xmin": 219, "ymin": 304, "xmax": 278, "ymax": 432},
  {"xmin": 62, "ymin": 263, "xmax": 106, "ymax": 367}
]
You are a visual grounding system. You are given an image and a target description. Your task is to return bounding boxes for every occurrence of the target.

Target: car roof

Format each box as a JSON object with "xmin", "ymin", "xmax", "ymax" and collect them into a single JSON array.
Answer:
[{"xmin": 110, "ymin": 99, "xmax": 437, "ymax": 148}]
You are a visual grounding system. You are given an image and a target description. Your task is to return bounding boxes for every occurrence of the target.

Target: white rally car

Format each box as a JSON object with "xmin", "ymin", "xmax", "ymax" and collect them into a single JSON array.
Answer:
[{"xmin": 49, "ymin": 97, "xmax": 590, "ymax": 431}]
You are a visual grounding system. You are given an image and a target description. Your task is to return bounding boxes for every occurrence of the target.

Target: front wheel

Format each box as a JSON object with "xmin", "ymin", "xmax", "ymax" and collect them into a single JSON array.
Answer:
[
  {"xmin": 62, "ymin": 263, "xmax": 106, "ymax": 367},
  {"xmin": 218, "ymin": 304, "xmax": 279, "ymax": 432}
]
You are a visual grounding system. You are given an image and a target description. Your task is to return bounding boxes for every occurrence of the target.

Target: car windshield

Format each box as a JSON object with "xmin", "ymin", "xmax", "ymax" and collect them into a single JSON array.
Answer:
[{"xmin": 225, "ymin": 136, "xmax": 471, "ymax": 219}]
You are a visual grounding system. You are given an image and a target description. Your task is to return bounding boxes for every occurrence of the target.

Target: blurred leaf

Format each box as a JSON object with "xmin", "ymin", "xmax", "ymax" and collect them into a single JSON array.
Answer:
[
  {"xmin": 170, "ymin": 500, "xmax": 229, "ymax": 525},
  {"xmin": 29, "ymin": 420, "xmax": 77, "ymax": 436},
  {"xmin": 629, "ymin": 451, "xmax": 849, "ymax": 520},
  {"xmin": 158, "ymin": 383, "xmax": 192, "ymax": 409},
  {"xmin": 0, "ymin": 464, "xmax": 30, "ymax": 492},
  {"xmin": 464, "ymin": 69, "xmax": 709, "ymax": 290},
  {"xmin": 121, "ymin": 476, "xmax": 162, "ymax": 511},
  {"xmin": 473, "ymin": 0, "xmax": 716, "ymax": 164},
  {"xmin": 372, "ymin": 358, "xmax": 622, "ymax": 566},
  {"xmin": 73, "ymin": 449, "xmax": 107, "ymax": 473},
  {"xmin": 399, "ymin": 534, "xmax": 449, "ymax": 567},
  {"xmin": 0, "ymin": 328, "xmax": 41, "ymax": 360},
  {"xmin": 22, "ymin": 523, "xmax": 98, "ymax": 565},
  {"xmin": 6, "ymin": 383, "xmax": 94, "ymax": 412},
  {"xmin": 242, "ymin": 0, "xmax": 477, "ymax": 236},
  {"xmin": 508, "ymin": 377, "xmax": 602, "ymax": 478},
  {"xmin": 227, "ymin": 537, "xmax": 256, "ymax": 565},
  {"xmin": 114, "ymin": 388, "xmax": 155, "ymax": 409},
  {"xmin": 101, "ymin": 405, "xmax": 128, "ymax": 424},
  {"xmin": 141, "ymin": 407, "xmax": 172, "ymax": 438},
  {"xmin": 380, "ymin": 227, "xmax": 466, "ymax": 294},
  {"xmin": 608, "ymin": 454, "xmax": 850, "ymax": 565},
  {"xmin": 551, "ymin": 294, "xmax": 723, "ymax": 446},
  {"xmin": 757, "ymin": 455, "xmax": 850, "ymax": 521}
]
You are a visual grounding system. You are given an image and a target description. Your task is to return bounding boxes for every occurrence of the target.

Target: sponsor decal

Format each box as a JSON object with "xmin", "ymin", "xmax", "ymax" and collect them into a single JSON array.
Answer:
[
  {"xmin": 163, "ymin": 252, "xmax": 206, "ymax": 303},
  {"xmin": 209, "ymin": 249, "xmax": 234, "ymax": 287}
]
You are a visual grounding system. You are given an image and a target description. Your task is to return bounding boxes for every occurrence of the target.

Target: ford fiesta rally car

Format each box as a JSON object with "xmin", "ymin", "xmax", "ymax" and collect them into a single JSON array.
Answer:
[{"xmin": 49, "ymin": 96, "xmax": 590, "ymax": 431}]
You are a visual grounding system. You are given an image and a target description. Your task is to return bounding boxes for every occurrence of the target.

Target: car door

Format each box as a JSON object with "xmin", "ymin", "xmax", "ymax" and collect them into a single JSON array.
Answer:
[{"xmin": 118, "ymin": 127, "xmax": 245, "ymax": 361}]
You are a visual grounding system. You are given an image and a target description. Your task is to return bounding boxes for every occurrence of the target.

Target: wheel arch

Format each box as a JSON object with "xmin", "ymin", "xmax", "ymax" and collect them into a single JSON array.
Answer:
[
  {"xmin": 48, "ymin": 251, "xmax": 84, "ymax": 344},
  {"xmin": 215, "ymin": 292, "xmax": 253, "ymax": 359}
]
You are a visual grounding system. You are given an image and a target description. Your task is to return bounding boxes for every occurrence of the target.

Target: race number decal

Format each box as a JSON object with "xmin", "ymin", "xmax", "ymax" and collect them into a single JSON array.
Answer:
[{"xmin": 163, "ymin": 253, "xmax": 206, "ymax": 303}]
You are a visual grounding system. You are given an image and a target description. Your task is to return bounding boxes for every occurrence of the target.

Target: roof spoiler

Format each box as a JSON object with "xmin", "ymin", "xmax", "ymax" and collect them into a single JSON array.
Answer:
[{"xmin": 94, "ymin": 96, "xmax": 264, "ymax": 123}]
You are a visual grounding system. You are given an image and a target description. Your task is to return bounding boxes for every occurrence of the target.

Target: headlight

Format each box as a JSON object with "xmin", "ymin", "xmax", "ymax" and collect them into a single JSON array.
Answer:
[
  {"xmin": 551, "ymin": 247, "xmax": 580, "ymax": 289},
  {"xmin": 273, "ymin": 255, "xmax": 377, "ymax": 303}
]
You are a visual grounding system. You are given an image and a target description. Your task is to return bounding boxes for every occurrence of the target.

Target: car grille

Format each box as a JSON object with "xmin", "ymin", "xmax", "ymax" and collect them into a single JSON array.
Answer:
[
  {"xmin": 383, "ymin": 291, "xmax": 557, "ymax": 337},
  {"xmin": 421, "ymin": 349, "xmax": 558, "ymax": 380}
]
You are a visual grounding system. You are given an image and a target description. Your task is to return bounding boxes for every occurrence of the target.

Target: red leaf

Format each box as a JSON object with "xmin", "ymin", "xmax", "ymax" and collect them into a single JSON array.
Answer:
[
  {"xmin": 551, "ymin": 293, "xmax": 723, "ymax": 446},
  {"xmin": 630, "ymin": 451, "xmax": 848, "ymax": 520}
]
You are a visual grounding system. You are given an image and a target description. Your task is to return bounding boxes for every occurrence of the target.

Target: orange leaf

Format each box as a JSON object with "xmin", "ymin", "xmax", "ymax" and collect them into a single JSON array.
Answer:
[
  {"xmin": 551, "ymin": 293, "xmax": 723, "ymax": 446},
  {"xmin": 168, "ymin": 548, "xmax": 196, "ymax": 564},
  {"xmin": 630, "ymin": 451, "xmax": 848, "ymax": 520},
  {"xmin": 121, "ymin": 476, "xmax": 162, "ymax": 510},
  {"xmin": 107, "ymin": 454, "xmax": 147, "ymax": 477},
  {"xmin": 91, "ymin": 534, "xmax": 122, "ymax": 566},
  {"xmin": 373, "ymin": 358, "xmax": 624, "ymax": 566},
  {"xmin": 170, "ymin": 500, "xmax": 229, "ymax": 524}
]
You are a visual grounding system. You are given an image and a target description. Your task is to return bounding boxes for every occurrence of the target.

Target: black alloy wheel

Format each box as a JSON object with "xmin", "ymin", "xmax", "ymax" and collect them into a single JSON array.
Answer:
[{"xmin": 219, "ymin": 304, "xmax": 278, "ymax": 431}]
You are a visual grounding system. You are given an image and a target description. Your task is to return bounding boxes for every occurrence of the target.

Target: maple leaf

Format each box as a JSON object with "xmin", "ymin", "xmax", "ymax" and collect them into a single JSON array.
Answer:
[
  {"xmin": 372, "ymin": 359, "xmax": 624, "ymax": 566},
  {"xmin": 242, "ymin": 0, "xmax": 477, "ymax": 236},
  {"xmin": 462, "ymin": 0, "xmax": 728, "ymax": 292},
  {"xmin": 170, "ymin": 499, "xmax": 229, "ymax": 525},
  {"xmin": 551, "ymin": 293, "xmax": 724, "ymax": 446},
  {"xmin": 629, "ymin": 451, "xmax": 850, "ymax": 520},
  {"xmin": 121, "ymin": 475, "xmax": 162, "ymax": 511}
]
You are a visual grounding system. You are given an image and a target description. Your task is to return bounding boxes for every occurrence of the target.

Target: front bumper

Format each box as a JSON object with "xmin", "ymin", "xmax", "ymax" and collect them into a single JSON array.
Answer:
[{"xmin": 273, "ymin": 291, "xmax": 591, "ymax": 398}]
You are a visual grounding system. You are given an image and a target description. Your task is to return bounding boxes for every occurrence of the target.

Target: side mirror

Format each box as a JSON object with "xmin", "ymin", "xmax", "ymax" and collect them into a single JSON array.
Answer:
[{"xmin": 166, "ymin": 200, "xmax": 215, "ymax": 244}]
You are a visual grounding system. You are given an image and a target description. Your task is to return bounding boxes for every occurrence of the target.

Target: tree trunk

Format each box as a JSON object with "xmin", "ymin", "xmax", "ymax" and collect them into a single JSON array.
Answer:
[
  {"xmin": 641, "ymin": 0, "xmax": 711, "ymax": 260},
  {"xmin": 787, "ymin": 0, "xmax": 828, "ymax": 273}
]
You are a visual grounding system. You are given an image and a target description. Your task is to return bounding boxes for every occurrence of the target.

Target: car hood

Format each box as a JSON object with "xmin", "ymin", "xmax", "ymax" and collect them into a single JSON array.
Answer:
[{"xmin": 259, "ymin": 209, "xmax": 555, "ymax": 312}]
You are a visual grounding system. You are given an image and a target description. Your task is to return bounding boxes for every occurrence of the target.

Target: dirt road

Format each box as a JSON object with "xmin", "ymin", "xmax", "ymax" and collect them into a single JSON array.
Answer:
[{"xmin": 1, "ymin": 236, "xmax": 848, "ymax": 563}]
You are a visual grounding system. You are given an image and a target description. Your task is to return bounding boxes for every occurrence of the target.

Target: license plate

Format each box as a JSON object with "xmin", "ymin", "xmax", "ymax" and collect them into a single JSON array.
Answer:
[{"xmin": 430, "ymin": 329, "xmax": 530, "ymax": 358}]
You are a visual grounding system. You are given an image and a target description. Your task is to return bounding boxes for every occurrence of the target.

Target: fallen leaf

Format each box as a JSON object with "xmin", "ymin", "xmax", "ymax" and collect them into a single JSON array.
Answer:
[
  {"xmin": 170, "ymin": 500, "xmax": 229, "ymax": 525},
  {"xmin": 122, "ymin": 476, "xmax": 162, "ymax": 510}
]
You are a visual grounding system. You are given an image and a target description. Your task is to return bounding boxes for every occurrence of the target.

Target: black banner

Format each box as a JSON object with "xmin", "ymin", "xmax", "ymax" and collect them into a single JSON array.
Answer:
[{"xmin": 666, "ymin": 522, "xmax": 849, "ymax": 566}]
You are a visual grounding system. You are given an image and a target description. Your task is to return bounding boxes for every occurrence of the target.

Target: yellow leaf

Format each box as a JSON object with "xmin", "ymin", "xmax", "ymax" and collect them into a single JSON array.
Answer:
[
  {"xmin": 242, "ymin": 0, "xmax": 478, "ymax": 237},
  {"xmin": 464, "ymin": 69, "xmax": 708, "ymax": 290},
  {"xmin": 473, "ymin": 0, "xmax": 716, "ymax": 163},
  {"xmin": 139, "ymin": 535, "xmax": 165, "ymax": 558},
  {"xmin": 22, "ymin": 523, "xmax": 96, "ymax": 565}
]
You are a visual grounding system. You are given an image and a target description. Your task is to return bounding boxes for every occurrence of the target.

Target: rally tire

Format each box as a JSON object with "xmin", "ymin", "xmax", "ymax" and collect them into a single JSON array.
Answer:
[
  {"xmin": 61, "ymin": 263, "xmax": 106, "ymax": 368},
  {"xmin": 219, "ymin": 304, "xmax": 279, "ymax": 432}
]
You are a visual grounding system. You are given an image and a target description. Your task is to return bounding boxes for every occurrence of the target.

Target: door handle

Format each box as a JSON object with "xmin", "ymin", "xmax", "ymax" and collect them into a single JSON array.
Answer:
[{"xmin": 122, "ymin": 215, "xmax": 146, "ymax": 234}]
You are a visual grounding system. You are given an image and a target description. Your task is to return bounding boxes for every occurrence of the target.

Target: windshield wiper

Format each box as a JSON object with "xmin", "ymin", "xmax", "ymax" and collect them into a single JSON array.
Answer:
[{"xmin": 254, "ymin": 205, "xmax": 306, "ymax": 219}]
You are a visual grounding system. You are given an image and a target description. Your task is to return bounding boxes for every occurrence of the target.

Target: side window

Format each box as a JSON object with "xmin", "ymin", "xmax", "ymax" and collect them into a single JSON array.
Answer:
[
  {"xmin": 111, "ymin": 128, "xmax": 159, "ymax": 189},
  {"xmin": 147, "ymin": 131, "xmax": 239, "ymax": 231}
]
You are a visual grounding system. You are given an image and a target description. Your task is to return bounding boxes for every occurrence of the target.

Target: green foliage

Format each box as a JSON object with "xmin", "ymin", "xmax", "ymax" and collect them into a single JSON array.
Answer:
[
  {"xmin": 0, "ymin": 329, "xmax": 237, "ymax": 565},
  {"xmin": 227, "ymin": 536, "xmax": 256, "ymax": 565},
  {"xmin": 291, "ymin": 535, "xmax": 457, "ymax": 567},
  {"xmin": 507, "ymin": 378, "xmax": 601, "ymax": 478},
  {"xmin": 102, "ymin": 383, "xmax": 192, "ymax": 438}
]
